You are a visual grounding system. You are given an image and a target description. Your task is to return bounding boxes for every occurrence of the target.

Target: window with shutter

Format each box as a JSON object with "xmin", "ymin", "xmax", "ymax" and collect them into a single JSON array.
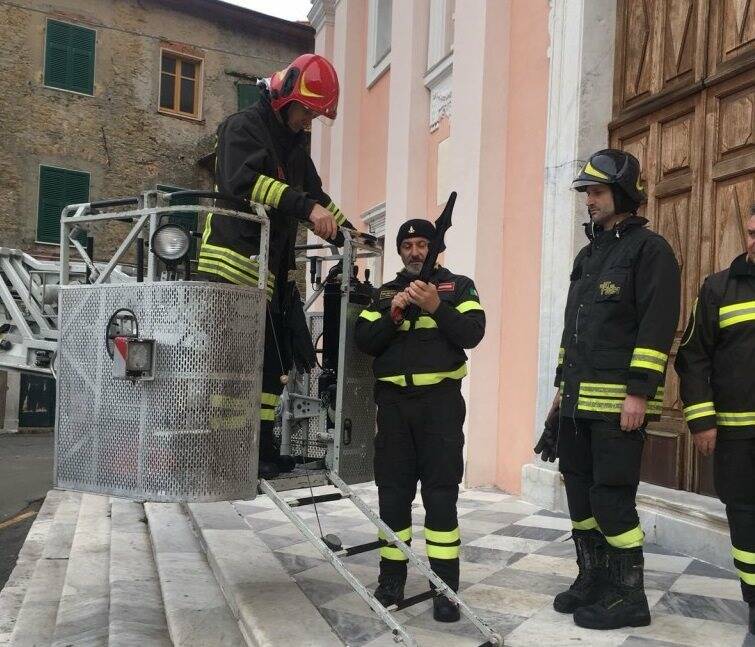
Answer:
[
  {"xmin": 44, "ymin": 20, "xmax": 95, "ymax": 95},
  {"xmin": 37, "ymin": 166, "xmax": 90, "ymax": 244},
  {"xmin": 237, "ymin": 83, "xmax": 261, "ymax": 111}
]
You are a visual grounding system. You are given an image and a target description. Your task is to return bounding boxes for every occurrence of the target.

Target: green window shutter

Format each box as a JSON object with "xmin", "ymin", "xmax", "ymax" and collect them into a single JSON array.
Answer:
[
  {"xmin": 237, "ymin": 83, "xmax": 260, "ymax": 111},
  {"xmin": 37, "ymin": 166, "xmax": 90, "ymax": 244},
  {"xmin": 156, "ymin": 185, "xmax": 199, "ymax": 259},
  {"xmin": 44, "ymin": 20, "xmax": 95, "ymax": 95}
]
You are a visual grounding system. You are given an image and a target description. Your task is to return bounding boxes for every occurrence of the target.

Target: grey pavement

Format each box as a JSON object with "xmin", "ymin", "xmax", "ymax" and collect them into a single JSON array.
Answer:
[
  {"xmin": 0, "ymin": 432, "xmax": 54, "ymax": 521},
  {"xmin": 0, "ymin": 432, "xmax": 54, "ymax": 589}
]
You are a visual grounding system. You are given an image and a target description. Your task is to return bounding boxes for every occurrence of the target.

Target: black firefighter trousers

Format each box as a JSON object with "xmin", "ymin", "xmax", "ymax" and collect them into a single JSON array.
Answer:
[
  {"xmin": 374, "ymin": 382, "xmax": 466, "ymax": 591},
  {"xmin": 259, "ymin": 308, "xmax": 286, "ymax": 462},
  {"xmin": 201, "ymin": 273, "xmax": 285, "ymax": 462},
  {"xmin": 558, "ymin": 417, "xmax": 646, "ymax": 549},
  {"xmin": 715, "ymin": 438, "xmax": 755, "ymax": 604}
]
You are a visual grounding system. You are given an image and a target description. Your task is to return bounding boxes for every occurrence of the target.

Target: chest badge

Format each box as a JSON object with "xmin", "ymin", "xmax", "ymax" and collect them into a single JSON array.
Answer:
[
  {"xmin": 599, "ymin": 281, "xmax": 621, "ymax": 297},
  {"xmin": 437, "ymin": 282, "xmax": 455, "ymax": 292}
]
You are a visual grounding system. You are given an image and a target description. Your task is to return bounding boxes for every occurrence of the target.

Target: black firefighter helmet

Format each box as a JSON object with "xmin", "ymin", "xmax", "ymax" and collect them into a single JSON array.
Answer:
[{"xmin": 572, "ymin": 149, "xmax": 646, "ymax": 215}]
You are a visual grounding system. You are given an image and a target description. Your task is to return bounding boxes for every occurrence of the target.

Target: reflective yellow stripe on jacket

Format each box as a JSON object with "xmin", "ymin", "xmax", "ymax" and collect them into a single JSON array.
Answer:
[
  {"xmin": 716, "ymin": 411, "xmax": 755, "ymax": 427},
  {"xmin": 359, "ymin": 300, "xmax": 483, "ymax": 332},
  {"xmin": 577, "ymin": 382, "xmax": 665, "ymax": 415},
  {"xmin": 326, "ymin": 200, "xmax": 347, "ymax": 225},
  {"xmin": 629, "ymin": 347, "xmax": 668, "ymax": 374},
  {"xmin": 378, "ymin": 363, "xmax": 468, "ymax": 388},
  {"xmin": 719, "ymin": 300, "xmax": 755, "ymax": 329},
  {"xmin": 198, "ymin": 216, "xmax": 275, "ymax": 298},
  {"xmin": 250, "ymin": 175, "xmax": 288, "ymax": 208},
  {"xmin": 683, "ymin": 401, "xmax": 716, "ymax": 422}
]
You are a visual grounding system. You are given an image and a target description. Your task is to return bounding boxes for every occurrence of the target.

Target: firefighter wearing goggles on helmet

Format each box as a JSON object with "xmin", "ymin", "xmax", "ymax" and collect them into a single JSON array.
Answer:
[
  {"xmin": 355, "ymin": 220, "xmax": 486, "ymax": 623},
  {"xmin": 534, "ymin": 149, "xmax": 681, "ymax": 630},
  {"xmin": 198, "ymin": 54, "xmax": 355, "ymax": 479}
]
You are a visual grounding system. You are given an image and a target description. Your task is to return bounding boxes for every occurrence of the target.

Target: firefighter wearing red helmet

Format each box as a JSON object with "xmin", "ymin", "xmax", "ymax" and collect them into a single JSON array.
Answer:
[
  {"xmin": 199, "ymin": 53, "xmax": 354, "ymax": 479},
  {"xmin": 269, "ymin": 53, "xmax": 339, "ymax": 119}
]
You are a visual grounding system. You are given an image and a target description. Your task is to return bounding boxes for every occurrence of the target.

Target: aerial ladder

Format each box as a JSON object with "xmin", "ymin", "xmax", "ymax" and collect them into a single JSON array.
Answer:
[{"xmin": 2, "ymin": 190, "xmax": 503, "ymax": 646}]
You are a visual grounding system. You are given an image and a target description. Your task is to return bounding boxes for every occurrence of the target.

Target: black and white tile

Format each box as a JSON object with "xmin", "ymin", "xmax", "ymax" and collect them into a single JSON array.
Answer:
[{"xmin": 235, "ymin": 484, "xmax": 753, "ymax": 646}]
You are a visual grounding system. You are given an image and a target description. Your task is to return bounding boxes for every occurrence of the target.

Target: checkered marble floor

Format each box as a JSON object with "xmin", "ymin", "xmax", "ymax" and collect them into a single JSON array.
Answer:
[{"xmin": 233, "ymin": 484, "xmax": 755, "ymax": 647}]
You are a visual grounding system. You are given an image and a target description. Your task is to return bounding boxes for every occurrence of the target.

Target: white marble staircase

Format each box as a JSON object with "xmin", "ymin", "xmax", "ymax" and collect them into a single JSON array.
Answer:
[{"xmin": 0, "ymin": 489, "xmax": 339, "ymax": 647}]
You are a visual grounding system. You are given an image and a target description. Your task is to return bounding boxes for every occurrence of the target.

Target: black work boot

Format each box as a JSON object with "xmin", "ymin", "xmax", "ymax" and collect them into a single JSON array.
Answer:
[
  {"xmin": 258, "ymin": 460, "xmax": 279, "ymax": 479},
  {"xmin": 258, "ymin": 428, "xmax": 280, "ymax": 479},
  {"xmin": 374, "ymin": 573, "xmax": 406, "ymax": 608},
  {"xmin": 553, "ymin": 529, "xmax": 607, "ymax": 613},
  {"xmin": 573, "ymin": 546, "xmax": 651, "ymax": 630},
  {"xmin": 275, "ymin": 454, "xmax": 297, "ymax": 473},
  {"xmin": 433, "ymin": 594, "xmax": 461, "ymax": 623}
]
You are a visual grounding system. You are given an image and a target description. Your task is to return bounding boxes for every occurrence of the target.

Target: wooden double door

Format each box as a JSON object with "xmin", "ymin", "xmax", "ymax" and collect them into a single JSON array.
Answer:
[{"xmin": 611, "ymin": 0, "xmax": 755, "ymax": 494}]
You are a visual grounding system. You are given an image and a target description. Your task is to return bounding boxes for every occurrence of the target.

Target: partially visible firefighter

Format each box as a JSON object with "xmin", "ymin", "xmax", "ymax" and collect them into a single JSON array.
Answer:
[
  {"xmin": 198, "ymin": 54, "xmax": 355, "ymax": 479},
  {"xmin": 355, "ymin": 219, "xmax": 486, "ymax": 623},
  {"xmin": 535, "ymin": 149, "xmax": 681, "ymax": 630},
  {"xmin": 675, "ymin": 205, "xmax": 755, "ymax": 637}
]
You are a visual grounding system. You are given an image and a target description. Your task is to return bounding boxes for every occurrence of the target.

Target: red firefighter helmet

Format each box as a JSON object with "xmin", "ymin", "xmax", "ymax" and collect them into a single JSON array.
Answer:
[{"xmin": 269, "ymin": 54, "xmax": 339, "ymax": 120}]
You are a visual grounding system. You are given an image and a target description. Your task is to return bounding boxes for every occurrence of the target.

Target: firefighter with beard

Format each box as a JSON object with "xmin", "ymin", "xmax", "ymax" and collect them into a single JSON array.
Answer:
[
  {"xmin": 355, "ymin": 219, "xmax": 485, "ymax": 623},
  {"xmin": 198, "ymin": 54, "xmax": 355, "ymax": 479},
  {"xmin": 675, "ymin": 206, "xmax": 755, "ymax": 636},
  {"xmin": 535, "ymin": 149, "xmax": 680, "ymax": 630}
]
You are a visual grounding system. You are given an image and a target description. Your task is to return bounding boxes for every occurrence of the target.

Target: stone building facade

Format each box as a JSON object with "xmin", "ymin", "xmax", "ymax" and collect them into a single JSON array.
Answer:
[
  {"xmin": 0, "ymin": 0, "xmax": 313, "ymax": 431},
  {"xmin": 0, "ymin": 0, "xmax": 313, "ymax": 260}
]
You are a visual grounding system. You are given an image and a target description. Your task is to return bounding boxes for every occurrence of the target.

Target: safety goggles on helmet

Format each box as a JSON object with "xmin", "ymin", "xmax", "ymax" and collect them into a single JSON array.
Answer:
[
  {"xmin": 572, "ymin": 148, "xmax": 647, "ymax": 211},
  {"xmin": 572, "ymin": 153, "xmax": 630, "ymax": 189}
]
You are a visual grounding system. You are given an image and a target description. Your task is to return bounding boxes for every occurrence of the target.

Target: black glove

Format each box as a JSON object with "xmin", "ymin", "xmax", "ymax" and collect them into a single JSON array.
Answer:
[
  {"xmin": 282, "ymin": 281, "xmax": 316, "ymax": 374},
  {"xmin": 332, "ymin": 222, "xmax": 357, "ymax": 247},
  {"xmin": 534, "ymin": 406, "xmax": 560, "ymax": 462}
]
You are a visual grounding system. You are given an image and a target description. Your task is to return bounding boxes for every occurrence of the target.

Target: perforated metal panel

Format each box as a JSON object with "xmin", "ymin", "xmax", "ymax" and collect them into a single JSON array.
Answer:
[
  {"xmin": 55, "ymin": 282, "xmax": 265, "ymax": 502},
  {"xmin": 334, "ymin": 302, "xmax": 376, "ymax": 484}
]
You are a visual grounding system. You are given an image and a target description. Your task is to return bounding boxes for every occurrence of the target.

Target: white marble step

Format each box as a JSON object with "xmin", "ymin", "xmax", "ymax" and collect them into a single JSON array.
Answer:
[
  {"xmin": 51, "ymin": 493, "xmax": 111, "ymax": 647},
  {"xmin": 0, "ymin": 490, "xmax": 66, "ymax": 645},
  {"xmin": 9, "ymin": 491, "xmax": 82, "ymax": 647},
  {"xmin": 107, "ymin": 500, "xmax": 171, "ymax": 647},
  {"xmin": 144, "ymin": 502, "xmax": 246, "ymax": 647},
  {"xmin": 186, "ymin": 501, "xmax": 342, "ymax": 647}
]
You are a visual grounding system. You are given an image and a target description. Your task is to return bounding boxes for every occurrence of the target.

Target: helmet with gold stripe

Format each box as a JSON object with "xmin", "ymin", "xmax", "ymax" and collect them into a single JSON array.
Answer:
[
  {"xmin": 572, "ymin": 149, "xmax": 646, "ymax": 214},
  {"xmin": 269, "ymin": 54, "xmax": 339, "ymax": 120}
]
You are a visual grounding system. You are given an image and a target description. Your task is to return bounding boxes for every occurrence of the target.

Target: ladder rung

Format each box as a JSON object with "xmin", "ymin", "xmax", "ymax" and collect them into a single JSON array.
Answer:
[
  {"xmin": 286, "ymin": 492, "xmax": 347, "ymax": 507},
  {"xmin": 390, "ymin": 589, "xmax": 437, "ymax": 611},
  {"xmin": 337, "ymin": 539, "xmax": 386, "ymax": 557}
]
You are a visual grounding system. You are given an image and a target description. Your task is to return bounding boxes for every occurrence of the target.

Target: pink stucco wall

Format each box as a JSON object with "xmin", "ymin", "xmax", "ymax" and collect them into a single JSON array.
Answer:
[
  {"xmin": 358, "ymin": 72, "xmax": 390, "ymax": 215},
  {"xmin": 495, "ymin": 0, "xmax": 550, "ymax": 493},
  {"xmin": 316, "ymin": 0, "xmax": 550, "ymax": 493}
]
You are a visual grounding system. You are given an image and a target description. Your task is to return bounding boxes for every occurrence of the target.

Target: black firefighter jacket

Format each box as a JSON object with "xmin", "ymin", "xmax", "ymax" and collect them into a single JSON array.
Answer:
[
  {"xmin": 355, "ymin": 267, "xmax": 485, "ymax": 391},
  {"xmin": 198, "ymin": 94, "xmax": 350, "ymax": 306},
  {"xmin": 556, "ymin": 216, "xmax": 681, "ymax": 422},
  {"xmin": 675, "ymin": 253, "xmax": 755, "ymax": 439}
]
